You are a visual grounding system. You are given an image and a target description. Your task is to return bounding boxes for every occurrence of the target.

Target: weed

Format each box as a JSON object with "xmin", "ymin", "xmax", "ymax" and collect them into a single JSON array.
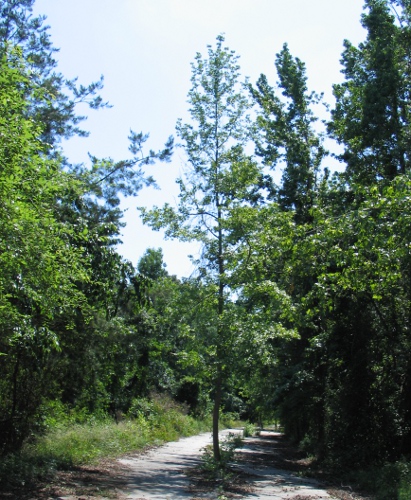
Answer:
[
  {"xmin": 219, "ymin": 412, "xmax": 242, "ymax": 430},
  {"xmin": 0, "ymin": 395, "xmax": 211, "ymax": 490},
  {"xmin": 200, "ymin": 432, "xmax": 243, "ymax": 479},
  {"xmin": 242, "ymin": 421, "xmax": 256, "ymax": 438}
]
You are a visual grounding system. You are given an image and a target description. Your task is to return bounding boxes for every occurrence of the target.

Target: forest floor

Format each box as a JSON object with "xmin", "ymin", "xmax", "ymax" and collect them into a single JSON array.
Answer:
[{"xmin": 0, "ymin": 429, "xmax": 373, "ymax": 500}]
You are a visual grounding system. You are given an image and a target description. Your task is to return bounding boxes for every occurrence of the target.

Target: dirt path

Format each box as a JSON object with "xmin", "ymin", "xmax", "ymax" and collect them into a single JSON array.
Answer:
[
  {"xmin": 117, "ymin": 430, "xmax": 338, "ymax": 499},
  {"xmin": 5, "ymin": 430, "xmax": 366, "ymax": 499},
  {"xmin": 118, "ymin": 432, "xmax": 213, "ymax": 499}
]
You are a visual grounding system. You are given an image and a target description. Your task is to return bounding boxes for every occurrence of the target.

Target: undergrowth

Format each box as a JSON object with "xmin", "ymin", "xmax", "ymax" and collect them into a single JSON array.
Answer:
[
  {"xmin": 200, "ymin": 432, "xmax": 244, "ymax": 478},
  {"xmin": 198, "ymin": 421, "xmax": 257, "ymax": 480},
  {"xmin": 0, "ymin": 394, "xmax": 211, "ymax": 490},
  {"xmin": 242, "ymin": 421, "xmax": 256, "ymax": 437},
  {"xmin": 342, "ymin": 460, "xmax": 411, "ymax": 500}
]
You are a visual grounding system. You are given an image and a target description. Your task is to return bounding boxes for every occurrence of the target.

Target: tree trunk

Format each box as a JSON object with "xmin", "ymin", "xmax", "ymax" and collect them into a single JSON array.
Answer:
[
  {"xmin": 212, "ymin": 368, "xmax": 223, "ymax": 461},
  {"xmin": 212, "ymin": 198, "xmax": 225, "ymax": 462}
]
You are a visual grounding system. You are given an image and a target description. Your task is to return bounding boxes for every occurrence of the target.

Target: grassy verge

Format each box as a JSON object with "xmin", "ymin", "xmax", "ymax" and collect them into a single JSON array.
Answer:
[{"xmin": 0, "ymin": 395, "xmax": 212, "ymax": 491}]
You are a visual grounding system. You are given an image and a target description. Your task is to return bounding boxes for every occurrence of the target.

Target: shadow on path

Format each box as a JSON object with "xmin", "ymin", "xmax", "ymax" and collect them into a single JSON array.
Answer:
[
  {"xmin": 119, "ymin": 432, "xmax": 214, "ymax": 499},
  {"xmin": 233, "ymin": 430, "xmax": 334, "ymax": 499},
  {"xmin": 119, "ymin": 429, "xmax": 336, "ymax": 499}
]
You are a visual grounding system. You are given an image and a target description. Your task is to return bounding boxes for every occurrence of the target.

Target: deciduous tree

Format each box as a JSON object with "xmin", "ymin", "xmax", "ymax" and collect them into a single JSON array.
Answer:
[
  {"xmin": 0, "ymin": 48, "xmax": 90, "ymax": 453},
  {"xmin": 140, "ymin": 35, "xmax": 262, "ymax": 460}
]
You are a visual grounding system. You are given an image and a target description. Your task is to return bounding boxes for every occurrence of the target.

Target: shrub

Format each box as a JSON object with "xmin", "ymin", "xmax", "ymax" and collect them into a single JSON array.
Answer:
[
  {"xmin": 345, "ymin": 460, "xmax": 411, "ymax": 500},
  {"xmin": 242, "ymin": 422, "xmax": 256, "ymax": 438},
  {"xmin": 0, "ymin": 393, "xmax": 212, "ymax": 490},
  {"xmin": 200, "ymin": 432, "xmax": 243, "ymax": 477}
]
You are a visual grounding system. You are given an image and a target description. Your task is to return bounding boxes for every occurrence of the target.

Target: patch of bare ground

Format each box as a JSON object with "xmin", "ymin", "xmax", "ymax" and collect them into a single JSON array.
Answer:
[{"xmin": 186, "ymin": 466, "xmax": 256, "ymax": 498}]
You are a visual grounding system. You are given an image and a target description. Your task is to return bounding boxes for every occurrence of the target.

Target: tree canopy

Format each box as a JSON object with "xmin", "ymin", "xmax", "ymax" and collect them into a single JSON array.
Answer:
[{"xmin": 2, "ymin": 0, "xmax": 411, "ymax": 480}]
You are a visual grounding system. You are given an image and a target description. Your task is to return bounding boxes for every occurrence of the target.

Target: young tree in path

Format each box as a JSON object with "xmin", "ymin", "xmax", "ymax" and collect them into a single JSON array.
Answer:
[{"xmin": 140, "ymin": 35, "xmax": 262, "ymax": 461}]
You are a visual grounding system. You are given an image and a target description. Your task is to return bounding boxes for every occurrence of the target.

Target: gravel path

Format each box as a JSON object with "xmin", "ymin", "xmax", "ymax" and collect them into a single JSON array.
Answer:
[{"xmin": 118, "ymin": 430, "xmax": 337, "ymax": 499}]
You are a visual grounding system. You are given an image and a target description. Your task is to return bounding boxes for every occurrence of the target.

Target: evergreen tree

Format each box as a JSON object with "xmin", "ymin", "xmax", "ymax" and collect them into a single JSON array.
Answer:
[
  {"xmin": 251, "ymin": 43, "xmax": 326, "ymax": 223},
  {"xmin": 329, "ymin": 0, "xmax": 409, "ymax": 184},
  {"xmin": 137, "ymin": 248, "xmax": 168, "ymax": 280},
  {"xmin": 0, "ymin": 0, "xmax": 108, "ymax": 147},
  {"xmin": 249, "ymin": 44, "xmax": 328, "ymax": 450},
  {"xmin": 0, "ymin": 2, "xmax": 174, "ymax": 452}
]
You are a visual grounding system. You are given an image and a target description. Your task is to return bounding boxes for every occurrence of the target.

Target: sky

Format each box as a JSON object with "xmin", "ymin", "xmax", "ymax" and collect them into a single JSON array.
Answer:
[{"xmin": 33, "ymin": 0, "xmax": 367, "ymax": 278}]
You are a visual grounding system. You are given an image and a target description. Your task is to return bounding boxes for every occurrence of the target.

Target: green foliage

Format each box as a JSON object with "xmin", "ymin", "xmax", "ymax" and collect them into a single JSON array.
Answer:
[
  {"xmin": 3, "ymin": 0, "xmax": 411, "ymax": 480},
  {"xmin": 140, "ymin": 34, "xmax": 271, "ymax": 462},
  {"xmin": 240, "ymin": 1, "xmax": 411, "ymax": 472},
  {"xmin": 31, "ymin": 419, "xmax": 150, "ymax": 467},
  {"xmin": 343, "ymin": 461, "xmax": 411, "ymax": 500},
  {"xmin": 200, "ymin": 432, "xmax": 243, "ymax": 476},
  {"xmin": 299, "ymin": 175, "xmax": 411, "ymax": 464},
  {"xmin": 0, "ymin": 2, "xmax": 173, "ymax": 454},
  {"xmin": 242, "ymin": 422, "xmax": 256, "ymax": 438},
  {"xmin": 0, "ymin": 0, "xmax": 109, "ymax": 146},
  {"xmin": 0, "ymin": 46, "xmax": 93, "ymax": 454},
  {"xmin": 40, "ymin": 401, "xmax": 110, "ymax": 431},
  {"xmin": 137, "ymin": 247, "xmax": 168, "ymax": 279},
  {"xmin": 251, "ymin": 43, "xmax": 326, "ymax": 222},
  {"xmin": 329, "ymin": 0, "xmax": 409, "ymax": 183},
  {"xmin": 0, "ymin": 396, "xmax": 211, "ymax": 489}
]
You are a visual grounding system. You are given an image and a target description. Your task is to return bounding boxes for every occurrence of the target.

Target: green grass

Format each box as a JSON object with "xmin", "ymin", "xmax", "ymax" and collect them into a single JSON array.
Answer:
[
  {"xmin": 31, "ymin": 417, "xmax": 151, "ymax": 466},
  {"xmin": 0, "ymin": 395, "xmax": 252, "ymax": 492},
  {"xmin": 0, "ymin": 396, "xmax": 212, "ymax": 490}
]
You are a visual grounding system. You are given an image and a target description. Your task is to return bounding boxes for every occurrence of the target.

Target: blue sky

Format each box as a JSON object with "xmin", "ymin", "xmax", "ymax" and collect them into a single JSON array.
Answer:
[{"xmin": 34, "ymin": 0, "xmax": 366, "ymax": 277}]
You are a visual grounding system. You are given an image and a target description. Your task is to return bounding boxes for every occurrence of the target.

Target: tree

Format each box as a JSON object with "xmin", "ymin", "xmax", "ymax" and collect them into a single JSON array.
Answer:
[
  {"xmin": 250, "ymin": 43, "xmax": 327, "ymax": 223},
  {"xmin": 289, "ymin": 174, "xmax": 411, "ymax": 465},
  {"xmin": 138, "ymin": 248, "xmax": 168, "ymax": 280},
  {"xmin": 0, "ymin": 47, "xmax": 91, "ymax": 453},
  {"xmin": 140, "ymin": 35, "xmax": 263, "ymax": 460},
  {"xmin": 329, "ymin": 0, "xmax": 409, "ymax": 184},
  {"xmin": 0, "ymin": 0, "xmax": 174, "ymax": 248},
  {"xmin": 248, "ymin": 44, "xmax": 328, "ymax": 449},
  {"xmin": 0, "ymin": 0, "xmax": 109, "ymax": 147},
  {"xmin": 0, "ymin": 0, "xmax": 175, "ymax": 450},
  {"xmin": 305, "ymin": 0, "xmax": 411, "ymax": 464}
]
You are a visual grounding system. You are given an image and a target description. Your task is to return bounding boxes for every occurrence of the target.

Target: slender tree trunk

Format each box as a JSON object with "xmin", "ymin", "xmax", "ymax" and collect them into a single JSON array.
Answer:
[
  {"xmin": 212, "ymin": 205, "xmax": 224, "ymax": 462},
  {"xmin": 212, "ymin": 367, "xmax": 222, "ymax": 461}
]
